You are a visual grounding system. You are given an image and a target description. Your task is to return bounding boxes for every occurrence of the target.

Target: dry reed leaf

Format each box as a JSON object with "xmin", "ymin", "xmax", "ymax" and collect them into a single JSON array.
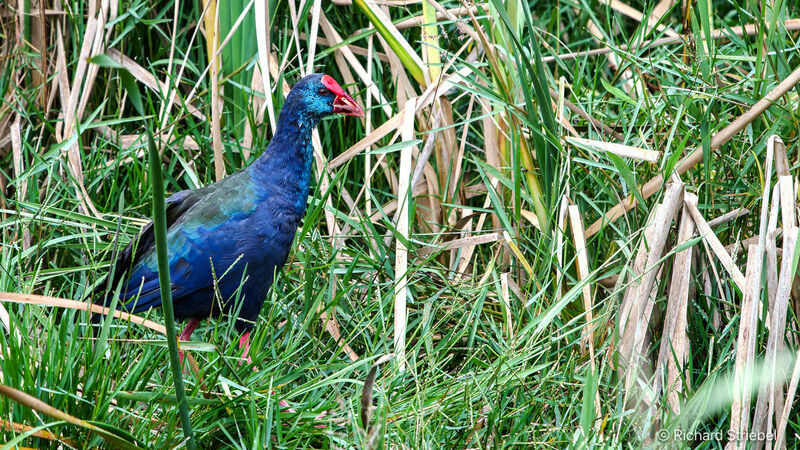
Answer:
[
  {"xmin": 75, "ymin": 9, "xmax": 105, "ymax": 124},
  {"xmin": 410, "ymin": 108, "xmax": 442, "ymax": 190},
  {"xmin": 0, "ymin": 292, "xmax": 166, "ymax": 334},
  {"xmin": 364, "ymin": 30, "xmax": 376, "ymax": 222},
  {"xmin": 567, "ymin": 204, "xmax": 601, "ymax": 414},
  {"xmin": 769, "ymin": 179, "xmax": 797, "ymax": 426},
  {"xmin": 267, "ymin": 52, "xmax": 291, "ymax": 96},
  {"xmin": 500, "ymin": 273, "xmax": 513, "ymax": 339},
  {"xmin": 551, "ymin": 95, "xmax": 583, "ymax": 141},
  {"xmin": 1, "ymin": 419, "xmax": 77, "ymax": 446},
  {"xmin": 60, "ymin": 17, "xmax": 101, "ymax": 218},
  {"xmin": 284, "ymin": 0, "xmax": 305, "ymax": 77},
  {"xmin": 394, "ymin": 4, "xmax": 479, "ymax": 30},
  {"xmin": 568, "ymin": 205, "xmax": 595, "ymax": 351},
  {"xmin": 0, "ymin": 383, "xmax": 149, "ymax": 449},
  {"xmin": 543, "ymin": 19, "xmax": 800, "ymax": 62},
  {"xmin": 329, "ymin": 113, "xmax": 404, "ymax": 169},
  {"xmin": 449, "ymin": 209, "xmax": 473, "ymax": 273},
  {"xmin": 583, "ymin": 19, "xmax": 645, "ymax": 98},
  {"xmin": 253, "ymin": 0, "xmax": 276, "ymax": 133},
  {"xmin": 519, "ymin": 209, "xmax": 541, "ymax": 230},
  {"xmin": 0, "ymin": 300, "xmax": 12, "ymax": 338},
  {"xmin": 209, "ymin": 4, "xmax": 224, "ymax": 181},
  {"xmin": 617, "ymin": 217, "xmax": 652, "ymax": 345},
  {"xmin": 317, "ymin": 305, "xmax": 359, "ymax": 362},
  {"xmin": 416, "ymin": 232, "xmax": 503, "ymax": 256},
  {"xmin": 318, "ymin": 13, "xmax": 393, "ymax": 116},
  {"xmin": 393, "ymin": 97, "xmax": 418, "ymax": 370},
  {"xmin": 0, "ymin": 292, "xmax": 211, "ymax": 372},
  {"xmin": 105, "ymin": 49, "xmax": 205, "ymax": 121},
  {"xmin": 728, "ymin": 244, "xmax": 762, "ymax": 450},
  {"xmin": 502, "ymin": 231, "xmax": 534, "ymax": 278},
  {"xmin": 684, "ymin": 194, "xmax": 747, "ymax": 292},
  {"xmin": 448, "ymin": 93, "xmax": 473, "ymax": 203},
  {"xmin": 424, "ymin": 0, "xmax": 482, "ymax": 46},
  {"xmin": 305, "ymin": 0, "xmax": 323, "ymax": 73},
  {"xmin": 285, "ymin": 28, "xmax": 389, "ymax": 61},
  {"xmin": 456, "ymin": 182, "xmax": 497, "ymax": 277},
  {"xmin": 744, "ymin": 133, "xmax": 775, "ymax": 343},
  {"xmin": 554, "ymin": 195, "xmax": 570, "ymax": 302},
  {"xmin": 651, "ymin": 0, "xmax": 674, "ymax": 26},
  {"xmin": 10, "ymin": 119, "xmax": 30, "ymax": 251},
  {"xmin": 601, "ymin": 0, "xmax": 679, "ymax": 37},
  {"xmin": 54, "ymin": 26, "xmax": 70, "ymax": 132},
  {"xmin": 566, "ymin": 137, "xmax": 659, "ymax": 162},
  {"xmin": 550, "ymin": 89, "xmax": 624, "ymax": 141},
  {"xmin": 330, "ymin": 67, "xmax": 470, "ymax": 170},
  {"xmin": 96, "ymin": 125, "xmax": 200, "ymax": 150},
  {"xmin": 587, "ymin": 65, "xmax": 800, "ymax": 236}
]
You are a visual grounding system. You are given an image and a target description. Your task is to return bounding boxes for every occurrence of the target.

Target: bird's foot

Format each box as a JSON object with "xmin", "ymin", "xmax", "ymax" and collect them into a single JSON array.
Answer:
[
  {"xmin": 313, "ymin": 410, "xmax": 329, "ymax": 428},
  {"xmin": 272, "ymin": 393, "xmax": 328, "ymax": 427},
  {"xmin": 237, "ymin": 331, "xmax": 255, "ymax": 370},
  {"xmin": 178, "ymin": 319, "xmax": 200, "ymax": 375},
  {"xmin": 179, "ymin": 351, "xmax": 192, "ymax": 375},
  {"xmin": 277, "ymin": 399, "xmax": 296, "ymax": 413}
]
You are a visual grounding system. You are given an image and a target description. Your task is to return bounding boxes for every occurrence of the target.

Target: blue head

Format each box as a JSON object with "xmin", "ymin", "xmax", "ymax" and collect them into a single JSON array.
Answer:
[{"xmin": 283, "ymin": 73, "xmax": 364, "ymax": 126}]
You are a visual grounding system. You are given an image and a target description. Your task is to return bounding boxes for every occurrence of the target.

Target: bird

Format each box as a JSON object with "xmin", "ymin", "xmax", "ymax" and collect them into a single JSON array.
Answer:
[{"xmin": 91, "ymin": 73, "xmax": 364, "ymax": 363}]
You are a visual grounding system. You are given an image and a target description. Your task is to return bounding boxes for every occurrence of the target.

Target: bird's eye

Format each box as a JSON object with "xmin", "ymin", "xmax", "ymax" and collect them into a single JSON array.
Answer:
[{"xmin": 318, "ymin": 88, "xmax": 328, "ymax": 95}]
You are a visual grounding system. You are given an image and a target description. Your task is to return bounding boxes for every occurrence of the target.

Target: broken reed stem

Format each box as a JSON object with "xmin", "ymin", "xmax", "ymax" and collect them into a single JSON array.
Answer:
[
  {"xmin": 684, "ymin": 196, "xmax": 747, "ymax": 292},
  {"xmin": 652, "ymin": 199, "xmax": 695, "ymax": 414},
  {"xmin": 728, "ymin": 244, "xmax": 762, "ymax": 450},
  {"xmin": 619, "ymin": 182, "xmax": 684, "ymax": 402},
  {"xmin": 587, "ymin": 64, "xmax": 800, "ymax": 236},
  {"xmin": 775, "ymin": 350, "xmax": 800, "ymax": 449}
]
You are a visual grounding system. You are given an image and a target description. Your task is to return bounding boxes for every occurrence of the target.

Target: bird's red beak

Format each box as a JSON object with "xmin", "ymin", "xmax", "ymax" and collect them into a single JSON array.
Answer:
[
  {"xmin": 322, "ymin": 75, "xmax": 365, "ymax": 118},
  {"xmin": 333, "ymin": 92, "xmax": 365, "ymax": 117}
]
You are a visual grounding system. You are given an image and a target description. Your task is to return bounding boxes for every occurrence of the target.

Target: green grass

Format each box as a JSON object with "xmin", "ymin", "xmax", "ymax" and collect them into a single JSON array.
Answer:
[{"xmin": 2, "ymin": 0, "xmax": 800, "ymax": 447}]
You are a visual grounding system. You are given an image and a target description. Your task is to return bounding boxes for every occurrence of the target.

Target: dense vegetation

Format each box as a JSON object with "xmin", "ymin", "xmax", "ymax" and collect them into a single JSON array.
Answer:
[{"xmin": 1, "ymin": 0, "xmax": 800, "ymax": 447}]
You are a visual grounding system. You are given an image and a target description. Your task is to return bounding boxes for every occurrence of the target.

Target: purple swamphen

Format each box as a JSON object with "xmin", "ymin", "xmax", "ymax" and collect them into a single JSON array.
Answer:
[{"xmin": 92, "ymin": 74, "xmax": 364, "ymax": 363}]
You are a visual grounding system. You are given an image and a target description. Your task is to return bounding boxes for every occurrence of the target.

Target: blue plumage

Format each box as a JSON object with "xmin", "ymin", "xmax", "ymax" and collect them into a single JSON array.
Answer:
[{"xmin": 92, "ymin": 74, "xmax": 363, "ymax": 359}]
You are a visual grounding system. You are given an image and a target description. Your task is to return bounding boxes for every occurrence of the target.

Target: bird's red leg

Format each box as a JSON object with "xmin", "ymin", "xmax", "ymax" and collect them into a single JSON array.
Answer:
[
  {"xmin": 178, "ymin": 318, "xmax": 200, "ymax": 366},
  {"xmin": 238, "ymin": 331, "xmax": 253, "ymax": 365}
]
